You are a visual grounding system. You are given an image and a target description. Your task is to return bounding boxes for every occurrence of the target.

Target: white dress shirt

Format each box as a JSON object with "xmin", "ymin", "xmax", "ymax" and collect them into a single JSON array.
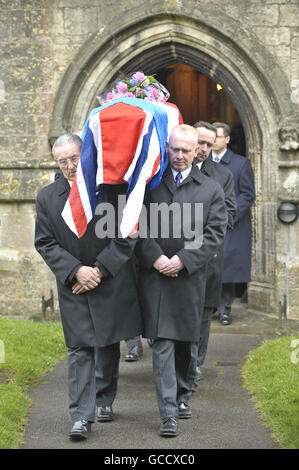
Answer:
[
  {"xmin": 212, "ymin": 149, "xmax": 226, "ymax": 162},
  {"xmin": 171, "ymin": 166, "xmax": 192, "ymax": 184}
]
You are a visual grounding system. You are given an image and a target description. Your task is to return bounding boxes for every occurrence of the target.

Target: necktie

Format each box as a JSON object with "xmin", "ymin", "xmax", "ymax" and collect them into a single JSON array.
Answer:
[
  {"xmin": 175, "ymin": 172, "xmax": 182, "ymax": 187},
  {"xmin": 214, "ymin": 156, "xmax": 220, "ymax": 163}
]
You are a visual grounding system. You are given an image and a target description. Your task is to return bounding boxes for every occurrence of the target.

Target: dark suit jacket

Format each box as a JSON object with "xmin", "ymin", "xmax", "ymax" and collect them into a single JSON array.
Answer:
[
  {"xmin": 200, "ymin": 158, "xmax": 236, "ymax": 230},
  {"xmin": 209, "ymin": 148, "xmax": 256, "ymax": 282},
  {"xmin": 198, "ymin": 158, "xmax": 236, "ymax": 306},
  {"xmin": 35, "ymin": 175, "xmax": 142, "ymax": 348},
  {"xmin": 137, "ymin": 164, "xmax": 227, "ymax": 342}
]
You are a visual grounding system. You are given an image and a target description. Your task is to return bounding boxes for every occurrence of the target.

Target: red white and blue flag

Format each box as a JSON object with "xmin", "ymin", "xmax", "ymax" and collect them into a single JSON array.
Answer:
[{"xmin": 62, "ymin": 97, "xmax": 182, "ymax": 238}]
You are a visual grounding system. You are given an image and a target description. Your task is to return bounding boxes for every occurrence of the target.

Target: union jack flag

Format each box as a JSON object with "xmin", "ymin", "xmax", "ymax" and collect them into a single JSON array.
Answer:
[{"xmin": 62, "ymin": 97, "xmax": 182, "ymax": 238}]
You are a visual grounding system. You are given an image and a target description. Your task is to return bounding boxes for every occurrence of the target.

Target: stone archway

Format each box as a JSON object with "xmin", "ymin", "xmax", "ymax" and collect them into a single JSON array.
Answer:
[{"xmin": 49, "ymin": 13, "xmax": 295, "ymax": 315}]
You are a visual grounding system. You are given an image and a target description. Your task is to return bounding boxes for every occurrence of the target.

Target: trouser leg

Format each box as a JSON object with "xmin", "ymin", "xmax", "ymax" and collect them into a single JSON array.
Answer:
[
  {"xmin": 189, "ymin": 307, "xmax": 213, "ymax": 382},
  {"xmin": 219, "ymin": 283, "xmax": 235, "ymax": 314},
  {"xmin": 197, "ymin": 307, "xmax": 214, "ymax": 366},
  {"xmin": 189, "ymin": 342, "xmax": 199, "ymax": 384},
  {"xmin": 152, "ymin": 339, "xmax": 178, "ymax": 419},
  {"xmin": 95, "ymin": 342, "xmax": 120, "ymax": 407},
  {"xmin": 67, "ymin": 347, "xmax": 96, "ymax": 423},
  {"xmin": 125, "ymin": 336, "xmax": 143, "ymax": 352},
  {"xmin": 175, "ymin": 341, "xmax": 194, "ymax": 404}
]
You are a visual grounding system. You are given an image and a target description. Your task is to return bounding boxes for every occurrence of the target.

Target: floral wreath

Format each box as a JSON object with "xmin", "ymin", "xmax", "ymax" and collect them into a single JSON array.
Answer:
[{"xmin": 97, "ymin": 71, "xmax": 170, "ymax": 105}]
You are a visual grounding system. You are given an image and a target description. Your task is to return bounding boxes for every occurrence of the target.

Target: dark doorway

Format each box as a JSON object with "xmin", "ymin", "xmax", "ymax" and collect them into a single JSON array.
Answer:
[{"xmin": 156, "ymin": 64, "xmax": 246, "ymax": 156}]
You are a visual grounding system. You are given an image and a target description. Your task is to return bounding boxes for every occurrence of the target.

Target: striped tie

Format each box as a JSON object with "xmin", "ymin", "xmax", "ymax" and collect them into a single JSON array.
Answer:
[{"xmin": 175, "ymin": 172, "xmax": 182, "ymax": 187}]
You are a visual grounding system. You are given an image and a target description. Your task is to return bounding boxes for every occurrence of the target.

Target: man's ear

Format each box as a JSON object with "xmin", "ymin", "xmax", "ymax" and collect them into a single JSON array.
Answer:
[
  {"xmin": 226, "ymin": 136, "xmax": 231, "ymax": 145},
  {"xmin": 194, "ymin": 144, "xmax": 200, "ymax": 156},
  {"xmin": 165, "ymin": 141, "xmax": 169, "ymax": 152}
]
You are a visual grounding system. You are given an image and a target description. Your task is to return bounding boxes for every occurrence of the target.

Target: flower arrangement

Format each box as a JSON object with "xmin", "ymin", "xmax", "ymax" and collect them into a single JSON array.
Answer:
[{"xmin": 97, "ymin": 71, "xmax": 170, "ymax": 105}]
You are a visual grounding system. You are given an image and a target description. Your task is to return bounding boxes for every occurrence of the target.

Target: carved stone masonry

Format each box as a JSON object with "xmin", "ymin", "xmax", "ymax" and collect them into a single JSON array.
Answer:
[{"xmin": 279, "ymin": 117, "xmax": 299, "ymax": 151}]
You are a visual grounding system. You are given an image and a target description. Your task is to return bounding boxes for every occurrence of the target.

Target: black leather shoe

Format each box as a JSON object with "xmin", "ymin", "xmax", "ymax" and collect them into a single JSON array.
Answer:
[
  {"xmin": 219, "ymin": 312, "xmax": 231, "ymax": 325},
  {"xmin": 159, "ymin": 417, "xmax": 177, "ymax": 437},
  {"xmin": 97, "ymin": 405, "xmax": 113, "ymax": 422},
  {"xmin": 125, "ymin": 344, "xmax": 143, "ymax": 362},
  {"xmin": 69, "ymin": 419, "xmax": 91, "ymax": 440},
  {"xmin": 178, "ymin": 402, "xmax": 192, "ymax": 419}
]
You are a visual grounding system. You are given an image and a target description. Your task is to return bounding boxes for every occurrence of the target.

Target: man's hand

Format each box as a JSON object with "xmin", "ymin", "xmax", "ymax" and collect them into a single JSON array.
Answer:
[
  {"xmin": 153, "ymin": 254, "xmax": 182, "ymax": 277},
  {"xmin": 158, "ymin": 255, "xmax": 184, "ymax": 277},
  {"xmin": 72, "ymin": 266, "xmax": 103, "ymax": 294},
  {"xmin": 72, "ymin": 281, "xmax": 91, "ymax": 295},
  {"xmin": 153, "ymin": 254, "xmax": 171, "ymax": 272}
]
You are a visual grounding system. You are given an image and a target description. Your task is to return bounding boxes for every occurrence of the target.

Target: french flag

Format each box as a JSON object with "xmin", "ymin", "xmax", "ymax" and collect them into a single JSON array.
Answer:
[{"xmin": 62, "ymin": 98, "xmax": 183, "ymax": 238}]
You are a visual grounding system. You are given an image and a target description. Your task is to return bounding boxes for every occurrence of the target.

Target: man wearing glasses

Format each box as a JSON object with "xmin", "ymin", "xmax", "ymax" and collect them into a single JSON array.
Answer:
[
  {"xmin": 211, "ymin": 122, "xmax": 256, "ymax": 325},
  {"xmin": 35, "ymin": 134, "xmax": 142, "ymax": 440}
]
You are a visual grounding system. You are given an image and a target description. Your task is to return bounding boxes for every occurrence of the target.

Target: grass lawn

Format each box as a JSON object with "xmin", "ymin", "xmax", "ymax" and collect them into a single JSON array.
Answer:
[
  {"xmin": 242, "ymin": 334, "xmax": 299, "ymax": 449},
  {"xmin": 0, "ymin": 317, "xmax": 66, "ymax": 449}
]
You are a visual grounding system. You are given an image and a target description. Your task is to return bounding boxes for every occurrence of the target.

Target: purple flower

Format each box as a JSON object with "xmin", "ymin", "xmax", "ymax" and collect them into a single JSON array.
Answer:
[
  {"xmin": 157, "ymin": 95, "xmax": 167, "ymax": 103},
  {"xmin": 133, "ymin": 72, "xmax": 147, "ymax": 82},
  {"xmin": 116, "ymin": 81, "xmax": 128, "ymax": 94},
  {"xmin": 106, "ymin": 90, "xmax": 117, "ymax": 100},
  {"xmin": 147, "ymin": 86, "xmax": 159, "ymax": 98},
  {"xmin": 129, "ymin": 77, "xmax": 139, "ymax": 86}
]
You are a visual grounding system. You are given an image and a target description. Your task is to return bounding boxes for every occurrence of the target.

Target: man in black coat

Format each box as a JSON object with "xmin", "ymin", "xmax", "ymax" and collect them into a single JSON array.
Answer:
[
  {"xmin": 211, "ymin": 122, "xmax": 256, "ymax": 325},
  {"xmin": 191, "ymin": 121, "xmax": 236, "ymax": 387},
  {"xmin": 137, "ymin": 125, "xmax": 227, "ymax": 437},
  {"xmin": 35, "ymin": 134, "xmax": 142, "ymax": 440}
]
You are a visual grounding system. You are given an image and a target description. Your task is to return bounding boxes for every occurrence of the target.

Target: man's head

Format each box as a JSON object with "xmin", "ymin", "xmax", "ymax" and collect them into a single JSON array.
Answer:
[
  {"xmin": 166, "ymin": 124, "xmax": 199, "ymax": 172},
  {"xmin": 52, "ymin": 134, "xmax": 82, "ymax": 181},
  {"xmin": 212, "ymin": 122, "xmax": 231, "ymax": 155},
  {"xmin": 193, "ymin": 121, "xmax": 217, "ymax": 162}
]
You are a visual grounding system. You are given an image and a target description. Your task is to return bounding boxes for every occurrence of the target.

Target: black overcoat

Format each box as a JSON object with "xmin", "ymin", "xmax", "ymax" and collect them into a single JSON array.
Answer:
[
  {"xmin": 35, "ymin": 175, "xmax": 142, "ymax": 348},
  {"xmin": 199, "ymin": 158, "xmax": 236, "ymax": 306},
  {"xmin": 137, "ymin": 165, "xmax": 227, "ymax": 342},
  {"xmin": 214, "ymin": 149, "xmax": 256, "ymax": 282}
]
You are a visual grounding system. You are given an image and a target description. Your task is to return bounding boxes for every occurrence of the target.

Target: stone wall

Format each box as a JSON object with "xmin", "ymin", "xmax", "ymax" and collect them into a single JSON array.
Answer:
[{"xmin": 0, "ymin": 0, "xmax": 298, "ymax": 318}]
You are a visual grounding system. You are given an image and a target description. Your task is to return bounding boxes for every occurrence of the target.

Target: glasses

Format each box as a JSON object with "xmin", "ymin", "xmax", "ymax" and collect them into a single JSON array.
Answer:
[
  {"xmin": 215, "ymin": 135, "xmax": 226, "ymax": 139},
  {"xmin": 57, "ymin": 155, "xmax": 80, "ymax": 167}
]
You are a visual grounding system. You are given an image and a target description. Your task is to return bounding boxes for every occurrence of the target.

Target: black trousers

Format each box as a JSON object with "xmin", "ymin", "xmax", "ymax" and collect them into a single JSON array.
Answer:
[{"xmin": 218, "ymin": 282, "xmax": 235, "ymax": 314}]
